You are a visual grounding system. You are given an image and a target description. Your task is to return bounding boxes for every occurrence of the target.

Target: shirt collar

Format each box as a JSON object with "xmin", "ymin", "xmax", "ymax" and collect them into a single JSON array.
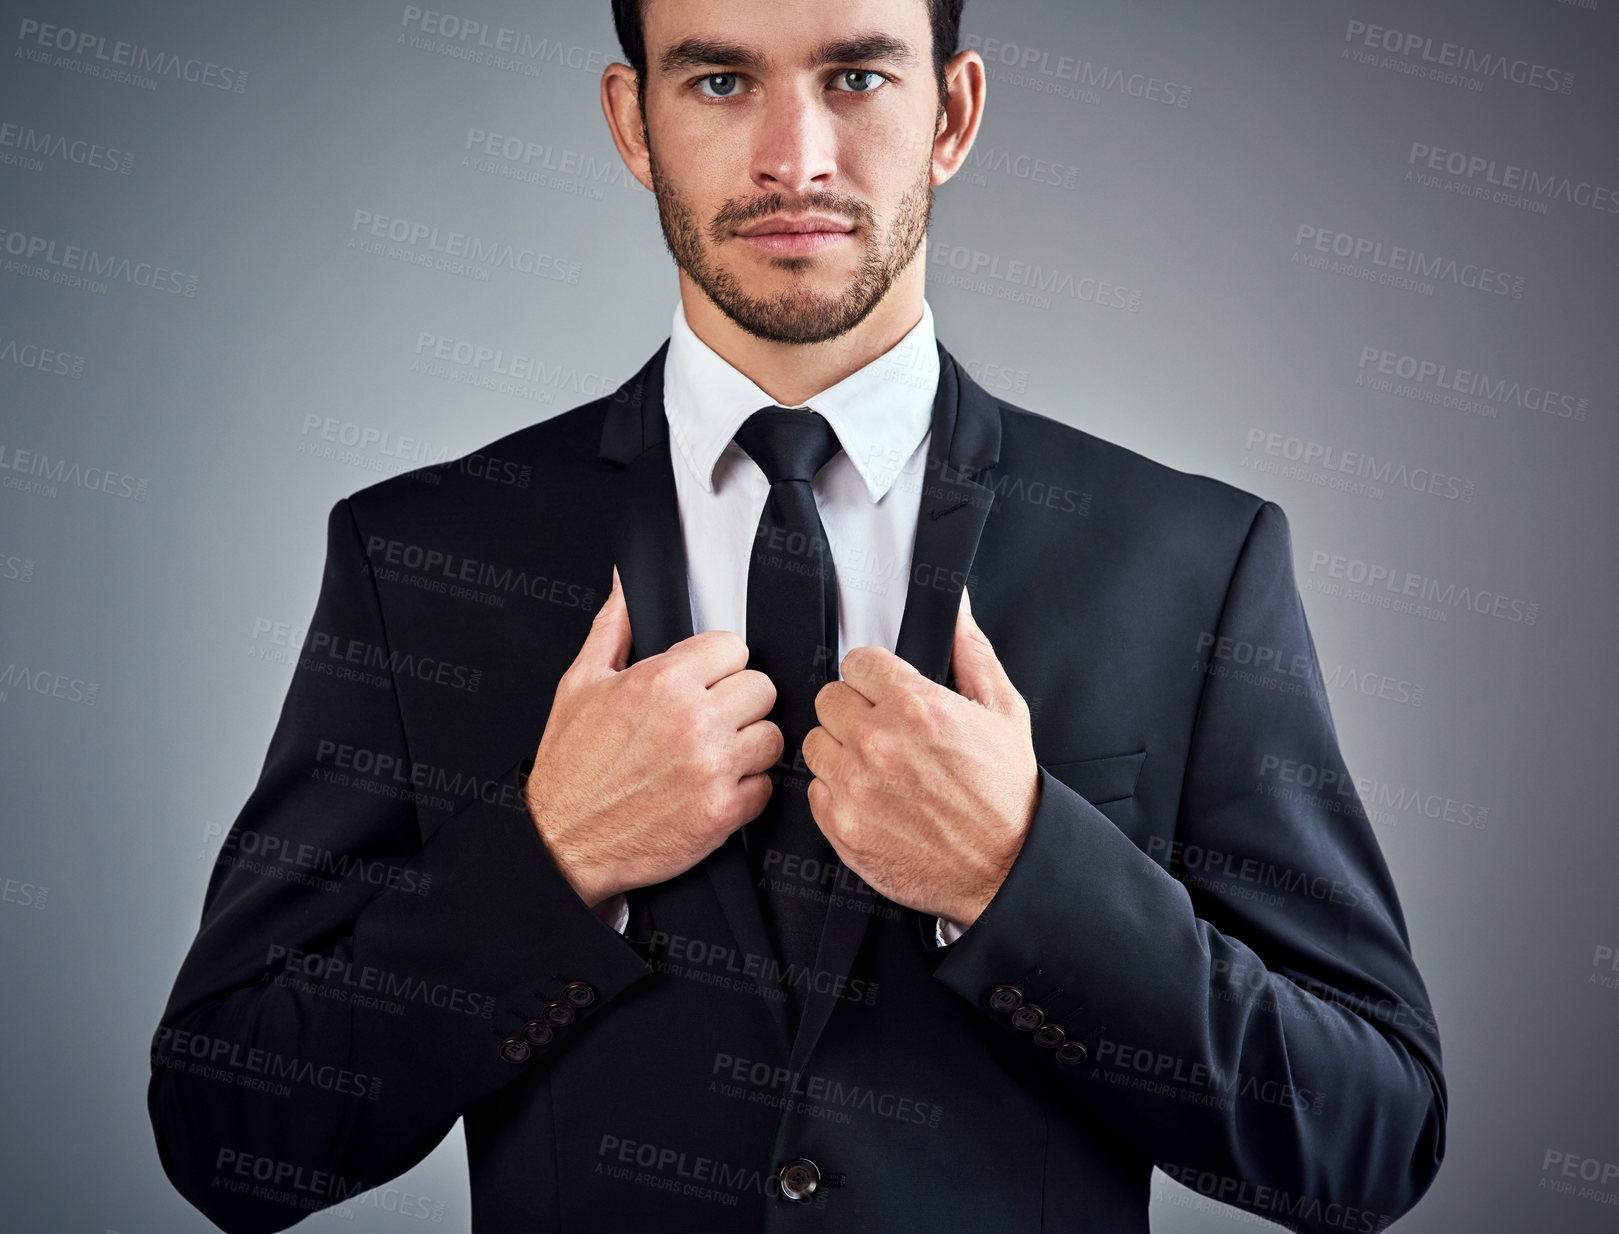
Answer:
[{"xmin": 663, "ymin": 295, "xmax": 939, "ymax": 503}]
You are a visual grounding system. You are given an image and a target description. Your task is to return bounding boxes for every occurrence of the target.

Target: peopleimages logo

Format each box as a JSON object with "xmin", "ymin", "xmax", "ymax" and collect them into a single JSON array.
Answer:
[
  {"xmin": 349, "ymin": 208, "xmax": 581, "ymax": 283},
  {"xmin": 930, "ymin": 240, "xmax": 1142, "ymax": 312},
  {"xmin": 0, "ymin": 120, "xmax": 134, "ymax": 174},
  {"xmin": 1242, "ymin": 429, "xmax": 1476, "ymax": 504},
  {"xmin": 960, "ymin": 144, "xmax": 1081, "ymax": 191},
  {"xmin": 14, "ymin": 17, "xmax": 248, "ymax": 92},
  {"xmin": 1341, "ymin": 19, "xmax": 1575, "ymax": 95},
  {"xmin": 0, "ymin": 335, "xmax": 84, "ymax": 379},
  {"xmin": 0, "ymin": 226, "xmax": 198, "ymax": 296},
  {"xmin": 460, "ymin": 127, "xmax": 645, "ymax": 196},
  {"xmin": 1355, "ymin": 347, "xmax": 1589, "ymax": 422},
  {"xmin": 1293, "ymin": 225, "xmax": 1524, "ymax": 299},
  {"xmin": 412, "ymin": 331, "xmax": 615, "ymax": 403},
  {"xmin": 397, "ymin": 5, "xmax": 610, "ymax": 78},
  {"xmin": 961, "ymin": 32, "xmax": 1191, "ymax": 107},
  {"xmin": 1304, "ymin": 549, "xmax": 1539, "ymax": 626},
  {"xmin": 1406, "ymin": 142, "xmax": 1619, "ymax": 216},
  {"xmin": 0, "ymin": 442, "xmax": 148, "ymax": 501},
  {"xmin": 0, "ymin": 662, "xmax": 98, "ymax": 705}
]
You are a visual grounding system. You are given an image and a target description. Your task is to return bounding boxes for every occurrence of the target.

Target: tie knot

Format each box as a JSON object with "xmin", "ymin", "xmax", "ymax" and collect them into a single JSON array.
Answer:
[{"xmin": 733, "ymin": 407, "xmax": 843, "ymax": 486}]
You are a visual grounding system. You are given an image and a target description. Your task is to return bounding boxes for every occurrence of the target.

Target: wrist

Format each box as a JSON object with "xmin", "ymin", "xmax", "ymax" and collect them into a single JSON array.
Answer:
[
  {"xmin": 553, "ymin": 846, "xmax": 613, "ymax": 911},
  {"xmin": 524, "ymin": 792, "xmax": 611, "ymax": 909}
]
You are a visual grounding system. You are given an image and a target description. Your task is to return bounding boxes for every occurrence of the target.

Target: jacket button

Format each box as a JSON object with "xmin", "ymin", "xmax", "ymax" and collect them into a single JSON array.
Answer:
[
  {"xmin": 522, "ymin": 1019, "xmax": 554, "ymax": 1047},
  {"xmin": 775, "ymin": 1157, "xmax": 821, "ymax": 1203},
  {"xmin": 987, "ymin": 984, "xmax": 1023, "ymax": 1013},
  {"xmin": 1054, "ymin": 1041, "xmax": 1088, "ymax": 1065},
  {"xmin": 1033, "ymin": 1023, "xmax": 1067, "ymax": 1049},
  {"xmin": 543, "ymin": 1000, "xmax": 575, "ymax": 1026},
  {"xmin": 498, "ymin": 1036, "xmax": 531, "ymax": 1064},
  {"xmin": 563, "ymin": 980, "xmax": 596, "ymax": 1007},
  {"xmin": 1010, "ymin": 1003, "xmax": 1045, "ymax": 1032}
]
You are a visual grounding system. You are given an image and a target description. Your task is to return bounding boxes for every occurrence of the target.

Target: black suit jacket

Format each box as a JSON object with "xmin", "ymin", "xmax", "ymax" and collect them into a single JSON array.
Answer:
[{"xmin": 149, "ymin": 340, "xmax": 1445, "ymax": 1232}]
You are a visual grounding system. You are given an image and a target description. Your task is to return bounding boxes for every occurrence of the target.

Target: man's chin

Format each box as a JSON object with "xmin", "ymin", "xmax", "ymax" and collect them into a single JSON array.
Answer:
[
  {"xmin": 715, "ymin": 297, "xmax": 875, "ymax": 346},
  {"xmin": 683, "ymin": 267, "xmax": 865, "ymax": 340},
  {"xmin": 728, "ymin": 315, "xmax": 850, "ymax": 346}
]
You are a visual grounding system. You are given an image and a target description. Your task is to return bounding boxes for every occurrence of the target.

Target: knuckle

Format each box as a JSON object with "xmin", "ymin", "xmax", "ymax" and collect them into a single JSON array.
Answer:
[
  {"xmin": 691, "ymin": 723, "xmax": 730, "ymax": 777},
  {"xmin": 644, "ymin": 660, "xmax": 684, "ymax": 697},
  {"xmin": 710, "ymin": 629, "xmax": 747, "ymax": 660},
  {"xmin": 698, "ymin": 786, "xmax": 735, "ymax": 835},
  {"xmin": 855, "ymin": 725, "xmax": 890, "ymax": 768},
  {"xmin": 806, "ymin": 777, "xmax": 830, "ymax": 817},
  {"xmin": 895, "ymin": 688, "xmax": 929, "ymax": 726},
  {"xmin": 835, "ymin": 808, "xmax": 861, "ymax": 849},
  {"xmin": 692, "ymin": 739, "xmax": 722, "ymax": 781}
]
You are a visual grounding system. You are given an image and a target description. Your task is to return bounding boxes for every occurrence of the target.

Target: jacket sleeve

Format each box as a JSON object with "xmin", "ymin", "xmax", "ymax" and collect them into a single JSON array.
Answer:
[
  {"xmin": 933, "ymin": 499, "xmax": 1446, "ymax": 1232},
  {"xmin": 147, "ymin": 497, "xmax": 654, "ymax": 1234}
]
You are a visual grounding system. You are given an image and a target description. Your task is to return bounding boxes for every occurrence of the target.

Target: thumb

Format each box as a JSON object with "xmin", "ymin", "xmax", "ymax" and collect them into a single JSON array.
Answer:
[
  {"xmin": 580, "ymin": 564, "xmax": 633, "ymax": 674},
  {"xmin": 949, "ymin": 586, "xmax": 1021, "ymax": 714}
]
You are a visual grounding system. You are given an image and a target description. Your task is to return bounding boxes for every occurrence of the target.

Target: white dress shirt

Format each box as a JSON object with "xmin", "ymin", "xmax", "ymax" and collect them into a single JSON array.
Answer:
[{"xmin": 592, "ymin": 296, "xmax": 965, "ymax": 947}]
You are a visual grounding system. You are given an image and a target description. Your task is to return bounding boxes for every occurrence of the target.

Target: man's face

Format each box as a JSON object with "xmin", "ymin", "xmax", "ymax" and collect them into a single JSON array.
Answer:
[{"xmin": 639, "ymin": 0, "xmax": 942, "ymax": 344}]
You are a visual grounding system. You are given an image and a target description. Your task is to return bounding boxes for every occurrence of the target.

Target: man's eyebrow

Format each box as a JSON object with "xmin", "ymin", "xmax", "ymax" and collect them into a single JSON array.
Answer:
[
  {"xmin": 659, "ymin": 38, "xmax": 765, "ymax": 75},
  {"xmin": 807, "ymin": 33, "xmax": 918, "ymax": 68},
  {"xmin": 657, "ymin": 31, "xmax": 919, "ymax": 76}
]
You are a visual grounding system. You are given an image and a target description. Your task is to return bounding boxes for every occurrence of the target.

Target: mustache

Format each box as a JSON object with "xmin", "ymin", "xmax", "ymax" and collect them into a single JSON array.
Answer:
[{"xmin": 707, "ymin": 192, "xmax": 875, "ymax": 242}]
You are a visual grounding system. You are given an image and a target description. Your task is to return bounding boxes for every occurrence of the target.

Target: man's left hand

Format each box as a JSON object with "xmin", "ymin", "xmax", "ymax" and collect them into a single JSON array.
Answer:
[{"xmin": 803, "ymin": 586, "xmax": 1040, "ymax": 931}]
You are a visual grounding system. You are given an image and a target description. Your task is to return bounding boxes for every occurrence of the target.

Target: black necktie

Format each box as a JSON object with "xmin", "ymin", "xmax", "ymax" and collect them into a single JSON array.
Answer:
[{"xmin": 732, "ymin": 407, "xmax": 843, "ymax": 1030}]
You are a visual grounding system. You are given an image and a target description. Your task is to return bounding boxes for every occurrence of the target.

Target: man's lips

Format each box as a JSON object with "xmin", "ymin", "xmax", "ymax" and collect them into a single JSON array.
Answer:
[
  {"xmin": 734, "ymin": 215, "xmax": 854, "ymax": 236},
  {"xmin": 734, "ymin": 217, "xmax": 855, "ymax": 254}
]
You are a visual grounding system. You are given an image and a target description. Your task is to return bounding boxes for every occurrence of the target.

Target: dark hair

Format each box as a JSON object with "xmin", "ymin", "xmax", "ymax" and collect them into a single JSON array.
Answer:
[{"xmin": 610, "ymin": 0, "xmax": 966, "ymax": 112}]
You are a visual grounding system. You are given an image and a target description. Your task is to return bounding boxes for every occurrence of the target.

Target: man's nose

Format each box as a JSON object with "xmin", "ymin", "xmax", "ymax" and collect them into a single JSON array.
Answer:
[{"xmin": 750, "ymin": 87, "xmax": 837, "ymax": 196}]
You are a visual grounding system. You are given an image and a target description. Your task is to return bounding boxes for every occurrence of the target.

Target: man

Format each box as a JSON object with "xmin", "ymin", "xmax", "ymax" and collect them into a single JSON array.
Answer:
[{"xmin": 149, "ymin": 0, "xmax": 1446, "ymax": 1230}]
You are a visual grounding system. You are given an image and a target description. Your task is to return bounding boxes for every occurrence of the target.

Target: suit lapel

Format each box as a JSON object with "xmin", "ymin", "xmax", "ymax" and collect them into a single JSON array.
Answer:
[
  {"xmin": 597, "ymin": 339, "xmax": 1005, "ymax": 1070},
  {"xmin": 599, "ymin": 344, "xmax": 793, "ymax": 1047}
]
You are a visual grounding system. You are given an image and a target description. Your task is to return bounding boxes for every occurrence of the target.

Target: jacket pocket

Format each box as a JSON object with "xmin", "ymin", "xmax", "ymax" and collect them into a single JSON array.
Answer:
[{"xmin": 1041, "ymin": 749, "xmax": 1147, "ymax": 805}]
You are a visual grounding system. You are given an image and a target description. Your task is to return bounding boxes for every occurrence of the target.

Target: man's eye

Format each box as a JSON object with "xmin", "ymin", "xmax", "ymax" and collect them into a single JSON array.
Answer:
[
  {"xmin": 831, "ymin": 69, "xmax": 888, "ymax": 93},
  {"xmin": 696, "ymin": 73, "xmax": 744, "ymax": 97}
]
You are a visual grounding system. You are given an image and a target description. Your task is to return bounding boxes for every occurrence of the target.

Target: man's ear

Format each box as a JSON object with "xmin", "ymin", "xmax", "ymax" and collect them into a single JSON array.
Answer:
[
  {"xmin": 932, "ymin": 49, "xmax": 987, "ymax": 186},
  {"xmin": 601, "ymin": 62, "xmax": 654, "ymax": 192}
]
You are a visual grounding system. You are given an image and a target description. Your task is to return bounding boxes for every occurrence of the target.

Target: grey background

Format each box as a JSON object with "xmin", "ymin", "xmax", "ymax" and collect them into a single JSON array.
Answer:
[{"xmin": 1, "ymin": 0, "xmax": 1615, "ymax": 1230}]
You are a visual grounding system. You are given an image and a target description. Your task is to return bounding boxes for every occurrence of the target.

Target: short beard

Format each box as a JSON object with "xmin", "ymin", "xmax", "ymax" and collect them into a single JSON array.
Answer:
[{"xmin": 648, "ymin": 142, "xmax": 933, "ymax": 346}]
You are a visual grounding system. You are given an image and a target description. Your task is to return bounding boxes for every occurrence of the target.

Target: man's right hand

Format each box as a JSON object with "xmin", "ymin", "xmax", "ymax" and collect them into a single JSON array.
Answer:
[{"xmin": 524, "ymin": 564, "xmax": 782, "ymax": 910}]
